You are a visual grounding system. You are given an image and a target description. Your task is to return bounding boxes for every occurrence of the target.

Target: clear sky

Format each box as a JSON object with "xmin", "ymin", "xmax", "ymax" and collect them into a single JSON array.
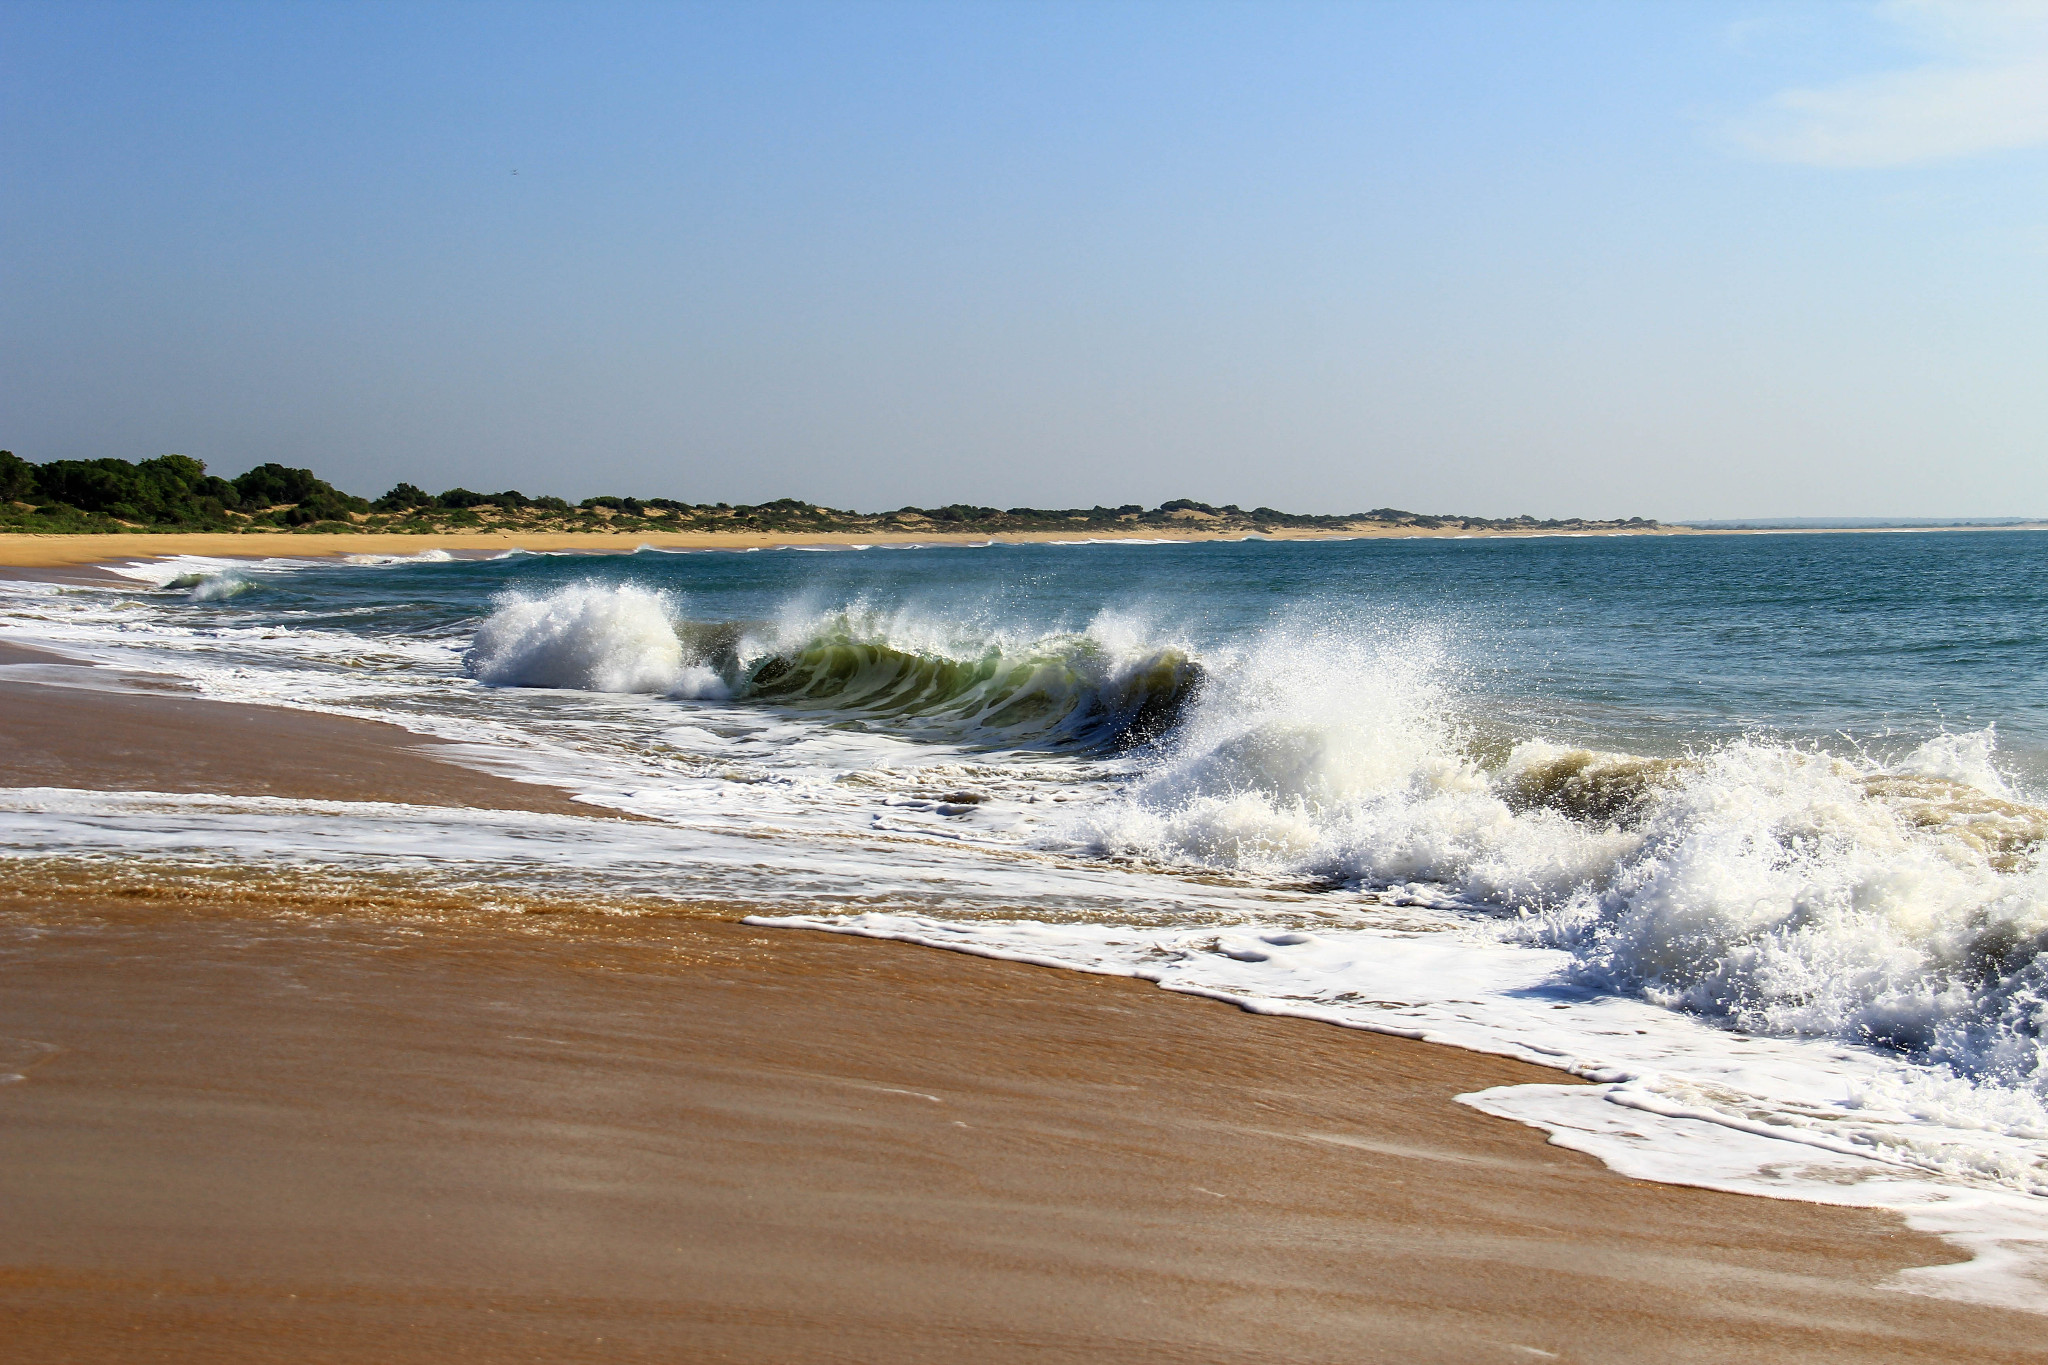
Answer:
[{"xmin": 3, "ymin": 1, "xmax": 2045, "ymax": 518}]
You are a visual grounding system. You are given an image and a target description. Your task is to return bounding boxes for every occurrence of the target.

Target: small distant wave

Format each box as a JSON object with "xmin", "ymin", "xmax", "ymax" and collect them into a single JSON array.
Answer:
[
  {"xmin": 343, "ymin": 548, "xmax": 457, "ymax": 567},
  {"xmin": 161, "ymin": 569, "xmax": 257, "ymax": 601},
  {"xmin": 105, "ymin": 554, "xmax": 297, "ymax": 593}
]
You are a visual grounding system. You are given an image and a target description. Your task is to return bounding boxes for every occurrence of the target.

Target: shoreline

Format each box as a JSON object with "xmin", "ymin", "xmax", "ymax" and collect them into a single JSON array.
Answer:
[
  {"xmin": 3, "ymin": 659, "xmax": 2048, "ymax": 1356},
  {"xmin": 0, "ymin": 642, "xmax": 609, "ymax": 818},
  {"xmin": 8, "ymin": 887, "xmax": 2046, "ymax": 1362},
  {"xmin": 3, "ymin": 519, "xmax": 2044, "ymax": 569}
]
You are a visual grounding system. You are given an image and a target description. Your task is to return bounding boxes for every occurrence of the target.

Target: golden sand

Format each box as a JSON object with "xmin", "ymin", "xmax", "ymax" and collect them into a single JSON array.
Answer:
[{"xmin": 0, "ymin": 523, "xmax": 1692, "ymax": 568}]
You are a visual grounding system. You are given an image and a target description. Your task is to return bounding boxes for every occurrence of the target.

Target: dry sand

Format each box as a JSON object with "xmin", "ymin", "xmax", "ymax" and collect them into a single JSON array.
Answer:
[
  {"xmin": 0, "ymin": 524, "xmax": 1687, "ymax": 568},
  {"xmin": 2, "ymin": 634, "xmax": 2046, "ymax": 1361},
  {"xmin": 4, "ymin": 521, "xmax": 2044, "ymax": 570}
]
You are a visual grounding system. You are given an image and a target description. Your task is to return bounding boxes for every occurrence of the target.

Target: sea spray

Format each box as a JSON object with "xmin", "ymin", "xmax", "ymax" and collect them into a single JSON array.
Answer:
[
  {"xmin": 1082, "ymin": 626, "xmax": 2048, "ymax": 1086},
  {"xmin": 1532, "ymin": 736, "xmax": 2048, "ymax": 1090},
  {"xmin": 465, "ymin": 582, "xmax": 728, "ymax": 695},
  {"xmin": 1075, "ymin": 620, "xmax": 1627, "ymax": 889}
]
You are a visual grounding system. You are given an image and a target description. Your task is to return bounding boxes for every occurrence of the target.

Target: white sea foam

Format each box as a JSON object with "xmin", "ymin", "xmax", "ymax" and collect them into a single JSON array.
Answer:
[
  {"xmin": 1532, "ymin": 741, "xmax": 2048, "ymax": 1092},
  {"xmin": 748, "ymin": 906, "xmax": 2048, "ymax": 1309},
  {"xmin": 342, "ymin": 547, "xmax": 458, "ymax": 566},
  {"xmin": 102, "ymin": 554, "xmax": 304, "ymax": 590},
  {"xmin": 1073, "ymin": 623, "xmax": 2048, "ymax": 1099}
]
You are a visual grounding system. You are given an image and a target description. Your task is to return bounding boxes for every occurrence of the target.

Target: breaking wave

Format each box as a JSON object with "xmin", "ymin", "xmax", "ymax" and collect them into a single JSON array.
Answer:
[
  {"xmin": 1079, "ymin": 624, "xmax": 2048, "ymax": 1092},
  {"xmin": 464, "ymin": 584, "xmax": 1200, "ymax": 750},
  {"xmin": 462, "ymin": 586, "xmax": 2048, "ymax": 1090},
  {"xmin": 165, "ymin": 570, "xmax": 257, "ymax": 601},
  {"xmin": 464, "ymin": 582, "xmax": 728, "ymax": 696}
]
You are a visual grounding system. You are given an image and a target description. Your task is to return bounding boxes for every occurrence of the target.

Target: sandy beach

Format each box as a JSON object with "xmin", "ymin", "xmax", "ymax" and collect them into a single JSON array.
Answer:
[
  {"xmin": 6, "ymin": 521, "xmax": 2046, "ymax": 571},
  {"xmin": 4, "ymin": 621, "xmax": 2048, "ymax": 1361},
  {"xmin": 0, "ymin": 641, "xmax": 606, "ymax": 815},
  {"xmin": 0, "ymin": 524, "xmax": 1701, "ymax": 568}
]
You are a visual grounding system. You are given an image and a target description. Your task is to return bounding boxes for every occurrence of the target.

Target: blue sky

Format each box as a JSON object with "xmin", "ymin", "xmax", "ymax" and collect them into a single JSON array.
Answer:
[{"xmin": 3, "ymin": 1, "xmax": 2044, "ymax": 517}]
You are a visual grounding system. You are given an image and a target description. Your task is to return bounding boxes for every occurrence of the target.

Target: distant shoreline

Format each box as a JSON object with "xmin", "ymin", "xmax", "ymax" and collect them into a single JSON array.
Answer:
[{"xmin": 2, "ymin": 519, "xmax": 2046, "ymax": 568}]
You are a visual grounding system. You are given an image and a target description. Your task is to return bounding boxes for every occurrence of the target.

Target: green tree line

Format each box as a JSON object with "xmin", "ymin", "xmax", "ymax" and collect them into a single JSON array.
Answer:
[
  {"xmin": 0, "ymin": 451, "xmax": 366, "ymax": 529},
  {"xmin": 1, "ymin": 449, "xmax": 1657, "ymax": 536}
]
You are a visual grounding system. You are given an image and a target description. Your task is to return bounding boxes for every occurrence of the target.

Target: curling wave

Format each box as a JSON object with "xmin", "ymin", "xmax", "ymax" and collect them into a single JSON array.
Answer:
[
  {"xmin": 165, "ymin": 570, "xmax": 257, "ymax": 601},
  {"xmin": 465, "ymin": 586, "xmax": 1200, "ymax": 750},
  {"xmin": 714, "ymin": 623, "xmax": 1196, "ymax": 751}
]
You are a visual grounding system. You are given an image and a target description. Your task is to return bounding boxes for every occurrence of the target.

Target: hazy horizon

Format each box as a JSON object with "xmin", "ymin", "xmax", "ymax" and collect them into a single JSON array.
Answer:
[{"xmin": 5, "ymin": 0, "xmax": 2046, "ymax": 520}]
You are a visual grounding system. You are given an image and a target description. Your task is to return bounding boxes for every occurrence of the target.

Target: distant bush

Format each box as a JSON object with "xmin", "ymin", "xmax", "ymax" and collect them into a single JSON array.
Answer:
[
  {"xmin": 0, "ymin": 449, "xmax": 1653, "ymax": 536},
  {"xmin": 375, "ymin": 482, "xmax": 437, "ymax": 511},
  {"xmin": 234, "ymin": 463, "xmax": 363, "ymax": 511},
  {"xmin": 30, "ymin": 454, "xmax": 242, "ymax": 525},
  {"xmin": 0, "ymin": 451, "xmax": 35, "ymax": 503}
]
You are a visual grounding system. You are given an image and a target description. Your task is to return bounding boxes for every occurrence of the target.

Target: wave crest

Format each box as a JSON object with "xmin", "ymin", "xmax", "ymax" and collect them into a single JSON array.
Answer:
[
  {"xmin": 464, "ymin": 583, "xmax": 727, "ymax": 696},
  {"xmin": 466, "ymin": 592, "xmax": 1197, "ymax": 747},
  {"xmin": 706, "ymin": 611, "xmax": 1200, "ymax": 749},
  {"xmin": 174, "ymin": 570, "xmax": 256, "ymax": 602},
  {"xmin": 1077, "ymin": 625, "xmax": 2048, "ymax": 1089}
]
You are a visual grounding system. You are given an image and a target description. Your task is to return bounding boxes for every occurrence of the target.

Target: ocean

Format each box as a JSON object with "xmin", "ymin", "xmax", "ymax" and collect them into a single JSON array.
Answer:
[{"xmin": 4, "ymin": 529, "xmax": 2047, "ymax": 1306}]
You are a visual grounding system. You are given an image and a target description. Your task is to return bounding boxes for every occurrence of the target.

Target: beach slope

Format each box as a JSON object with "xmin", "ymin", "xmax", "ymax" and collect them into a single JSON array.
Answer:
[{"xmin": 2, "ymin": 635, "xmax": 2045, "ymax": 1362}]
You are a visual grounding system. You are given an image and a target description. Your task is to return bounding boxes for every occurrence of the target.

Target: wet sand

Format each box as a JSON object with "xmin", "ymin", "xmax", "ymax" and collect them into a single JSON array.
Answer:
[
  {"xmin": 0, "ymin": 641, "xmax": 599, "ymax": 816},
  {"xmin": 6, "ymin": 902, "xmax": 2047, "ymax": 1364},
  {"xmin": 2, "ymin": 638, "xmax": 2047, "ymax": 1360}
]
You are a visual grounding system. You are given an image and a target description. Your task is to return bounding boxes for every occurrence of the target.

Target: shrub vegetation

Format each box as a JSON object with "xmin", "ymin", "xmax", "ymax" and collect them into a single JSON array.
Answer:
[{"xmin": 0, "ymin": 449, "xmax": 1657, "ymax": 537}]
